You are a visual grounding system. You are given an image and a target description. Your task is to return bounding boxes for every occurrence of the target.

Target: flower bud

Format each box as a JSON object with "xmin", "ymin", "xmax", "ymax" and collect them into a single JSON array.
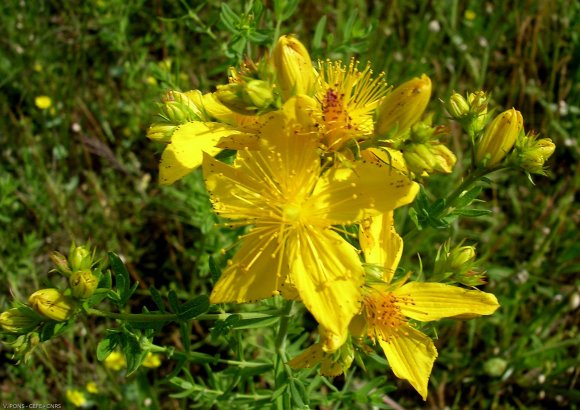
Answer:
[
  {"xmin": 146, "ymin": 123, "xmax": 177, "ymax": 142},
  {"xmin": 215, "ymin": 80, "xmax": 275, "ymax": 115},
  {"xmin": 519, "ymin": 136, "xmax": 556, "ymax": 174},
  {"xmin": 431, "ymin": 144, "xmax": 457, "ymax": 174},
  {"xmin": 449, "ymin": 245, "xmax": 476, "ymax": 269},
  {"xmin": 483, "ymin": 357, "xmax": 507, "ymax": 377},
  {"xmin": 66, "ymin": 389, "xmax": 87, "ymax": 408},
  {"xmin": 69, "ymin": 245, "xmax": 92, "ymax": 272},
  {"xmin": 28, "ymin": 289, "xmax": 76, "ymax": 322},
  {"xmin": 272, "ymin": 35, "xmax": 316, "ymax": 100},
  {"xmin": 69, "ymin": 270, "xmax": 99, "ymax": 299},
  {"xmin": 375, "ymin": 74, "xmax": 432, "ymax": 137},
  {"xmin": 0, "ymin": 308, "xmax": 41, "ymax": 333},
  {"xmin": 50, "ymin": 251, "xmax": 72, "ymax": 276},
  {"xmin": 476, "ymin": 108, "xmax": 523, "ymax": 166},
  {"xmin": 445, "ymin": 92, "xmax": 470, "ymax": 119},
  {"xmin": 467, "ymin": 91, "xmax": 489, "ymax": 115}
]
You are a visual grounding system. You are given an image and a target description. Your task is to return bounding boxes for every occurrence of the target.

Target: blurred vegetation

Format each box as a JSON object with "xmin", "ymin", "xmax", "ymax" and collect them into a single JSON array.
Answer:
[{"xmin": 0, "ymin": 0, "xmax": 578, "ymax": 408}]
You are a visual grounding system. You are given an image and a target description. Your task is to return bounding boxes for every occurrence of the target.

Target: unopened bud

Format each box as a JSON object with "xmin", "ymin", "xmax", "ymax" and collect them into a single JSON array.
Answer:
[
  {"xmin": 518, "ymin": 136, "xmax": 556, "ymax": 174},
  {"xmin": 245, "ymin": 80, "xmax": 274, "ymax": 109},
  {"xmin": 449, "ymin": 245, "xmax": 477, "ymax": 269},
  {"xmin": 50, "ymin": 251, "xmax": 72, "ymax": 276},
  {"xmin": 446, "ymin": 92, "xmax": 470, "ymax": 119},
  {"xmin": 483, "ymin": 357, "xmax": 507, "ymax": 377},
  {"xmin": 272, "ymin": 35, "xmax": 316, "ymax": 100},
  {"xmin": 467, "ymin": 91, "xmax": 489, "ymax": 115},
  {"xmin": 375, "ymin": 74, "xmax": 432, "ymax": 137},
  {"xmin": 215, "ymin": 80, "xmax": 275, "ymax": 115},
  {"xmin": 69, "ymin": 270, "xmax": 99, "ymax": 299},
  {"xmin": 431, "ymin": 144, "xmax": 457, "ymax": 173},
  {"xmin": 28, "ymin": 289, "xmax": 76, "ymax": 322},
  {"xmin": 146, "ymin": 123, "xmax": 177, "ymax": 142},
  {"xmin": 476, "ymin": 108, "xmax": 523, "ymax": 167},
  {"xmin": 69, "ymin": 245, "xmax": 92, "ymax": 272},
  {"xmin": 0, "ymin": 308, "xmax": 41, "ymax": 333}
]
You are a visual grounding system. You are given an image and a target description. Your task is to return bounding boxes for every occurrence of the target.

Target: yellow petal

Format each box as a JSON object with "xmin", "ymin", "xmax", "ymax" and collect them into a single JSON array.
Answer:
[
  {"xmin": 393, "ymin": 282, "xmax": 500, "ymax": 322},
  {"xmin": 288, "ymin": 227, "xmax": 364, "ymax": 352},
  {"xmin": 311, "ymin": 158, "xmax": 419, "ymax": 224},
  {"xmin": 159, "ymin": 122, "xmax": 241, "ymax": 185},
  {"xmin": 210, "ymin": 226, "xmax": 289, "ymax": 304},
  {"xmin": 379, "ymin": 325, "xmax": 437, "ymax": 400},
  {"xmin": 359, "ymin": 212, "xmax": 402, "ymax": 283}
]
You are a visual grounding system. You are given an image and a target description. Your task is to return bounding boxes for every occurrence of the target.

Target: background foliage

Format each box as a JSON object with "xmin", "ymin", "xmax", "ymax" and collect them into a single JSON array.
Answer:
[{"xmin": 0, "ymin": 0, "xmax": 578, "ymax": 408}]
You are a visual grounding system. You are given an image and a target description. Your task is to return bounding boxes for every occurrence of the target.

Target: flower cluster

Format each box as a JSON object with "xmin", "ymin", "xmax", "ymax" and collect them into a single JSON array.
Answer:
[{"xmin": 145, "ymin": 35, "xmax": 513, "ymax": 399}]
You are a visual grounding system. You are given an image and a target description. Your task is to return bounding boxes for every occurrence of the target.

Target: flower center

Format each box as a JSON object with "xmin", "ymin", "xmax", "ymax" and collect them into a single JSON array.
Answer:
[
  {"xmin": 282, "ymin": 203, "xmax": 302, "ymax": 223},
  {"xmin": 364, "ymin": 292, "xmax": 408, "ymax": 343}
]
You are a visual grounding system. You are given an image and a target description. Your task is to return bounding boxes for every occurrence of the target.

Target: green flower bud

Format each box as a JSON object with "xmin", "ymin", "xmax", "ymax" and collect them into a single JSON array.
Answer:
[
  {"xmin": 476, "ymin": 108, "xmax": 523, "ymax": 167},
  {"xmin": 146, "ymin": 123, "xmax": 177, "ymax": 142},
  {"xmin": 446, "ymin": 92, "xmax": 470, "ymax": 119},
  {"xmin": 449, "ymin": 245, "xmax": 476, "ymax": 269},
  {"xmin": 69, "ymin": 269, "xmax": 99, "ymax": 299},
  {"xmin": 245, "ymin": 80, "xmax": 274, "ymax": 109},
  {"xmin": 375, "ymin": 74, "xmax": 432, "ymax": 137},
  {"xmin": 28, "ymin": 289, "xmax": 76, "ymax": 322},
  {"xmin": 467, "ymin": 90, "xmax": 489, "ymax": 115},
  {"xmin": 0, "ymin": 308, "xmax": 41, "ymax": 333},
  {"xmin": 272, "ymin": 35, "xmax": 316, "ymax": 100},
  {"xmin": 50, "ymin": 251, "xmax": 72, "ymax": 276},
  {"xmin": 431, "ymin": 144, "xmax": 457, "ymax": 174},
  {"xmin": 517, "ymin": 135, "xmax": 556, "ymax": 175},
  {"xmin": 69, "ymin": 245, "xmax": 92, "ymax": 272}
]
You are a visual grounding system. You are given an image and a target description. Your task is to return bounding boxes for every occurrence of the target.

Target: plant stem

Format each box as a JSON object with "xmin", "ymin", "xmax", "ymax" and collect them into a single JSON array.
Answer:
[
  {"xmin": 275, "ymin": 300, "xmax": 294, "ymax": 361},
  {"xmin": 86, "ymin": 308, "xmax": 281, "ymax": 322}
]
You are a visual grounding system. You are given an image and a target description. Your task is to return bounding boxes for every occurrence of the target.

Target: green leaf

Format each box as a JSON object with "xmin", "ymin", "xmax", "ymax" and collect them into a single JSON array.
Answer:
[
  {"xmin": 232, "ymin": 316, "xmax": 279, "ymax": 330},
  {"xmin": 123, "ymin": 334, "xmax": 145, "ymax": 375},
  {"xmin": 97, "ymin": 333, "xmax": 121, "ymax": 361},
  {"xmin": 108, "ymin": 252, "xmax": 132, "ymax": 307},
  {"xmin": 178, "ymin": 295, "xmax": 210, "ymax": 320},
  {"xmin": 454, "ymin": 185, "xmax": 483, "ymax": 208},
  {"xmin": 168, "ymin": 290, "xmax": 181, "ymax": 313},
  {"xmin": 211, "ymin": 314, "xmax": 241, "ymax": 341},
  {"xmin": 450, "ymin": 208, "xmax": 492, "ymax": 217},
  {"xmin": 312, "ymin": 16, "xmax": 327, "ymax": 49},
  {"xmin": 209, "ymin": 255, "xmax": 221, "ymax": 283},
  {"xmin": 149, "ymin": 286, "xmax": 166, "ymax": 313},
  {"xmin": 220, "ymin": 3, "xmax": 240, "ymax": 34}
]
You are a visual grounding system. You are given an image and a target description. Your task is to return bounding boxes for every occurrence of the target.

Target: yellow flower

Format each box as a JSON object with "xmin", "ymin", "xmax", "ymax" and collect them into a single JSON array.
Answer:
[
  {"xmin": 375, "ymin": 75, "xmax": 432, "ymax": 137},
  {"xmin": 316, "ymin": 59, "xmax": 389, "ymax": 150},
  {"xmin": 35, "ymin": 96, "xmax": 52, "ymax": 110},
  {"xmin": 203, "ymin": 97, "xmax": 418, "ymax": 351},
  {"xmin": 0, "ymin": 308, "xmax": 40, "ymax": 333},
  {"xmin": 66, "ymin": 389, "xmax": 87, "ymax": 407},
  {"xmin": 86, "ymin": 381, "xmax": 99, "ymax": 394},
  {"xmin": 476, "ymin": 108, "xmax": 523, "ymax": 166},
  {"xmin": 104, "ymin": 351, "xmax": 126, "ymax": 371},
  {"xmin": 272, "ymin": 35, "xmax": 316, "ymax": 100},
  {"xmin": 357, "ymin": 217, "xmax": 499, "ymax": 400},
  {"xmin": 464, "ymin": 10, "xmax": 476, "ymax": 21},
  {"xmin": 142, "ymin": 352, "xmax": 162, "ymax": 368}
]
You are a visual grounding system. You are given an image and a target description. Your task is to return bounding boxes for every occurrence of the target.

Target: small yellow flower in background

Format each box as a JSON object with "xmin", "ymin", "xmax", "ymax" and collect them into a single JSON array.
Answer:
[
  {"xmin": 35, "ymin": 95, "xmax": 52, "ymax": 110},
  {"xmin": 104, "ymin": 351, "xmax": 126, "ymax": 371},
  {"xmin": 33, "ymin": 63, "xmax": 43, "ymax": 72},
  {"xmin": 476, "ymin": 108, "xmax": 523, "ymax": 166},
  {"xmin": 142, "ymin": 352, "xmax": 162, "ymax": 368},
  {"xmin": 375, "ymin": 74, "xmax": 432, "ymax": 137},
  {"xmin": 86, "ymin": 381, "xmax": 99, "ymax": 394},
  {"xmin": 464, "ymin": 10, "xmax": 477, "ymax": 21},
  {"xmin": 66, "ymin": 389, "xmax": 87, "ymax": 407},
  {"xmin": 28, "ymin": 289, "xmax": 76, "ymax": 322},
  {"xmin": 146, "ymin": 76, "xmax": 157, "ymax": 86}
]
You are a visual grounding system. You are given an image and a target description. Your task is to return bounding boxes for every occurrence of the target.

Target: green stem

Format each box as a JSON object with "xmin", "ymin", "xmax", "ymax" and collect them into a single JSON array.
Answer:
[
  {"xmin": 86, "ymin": 308, "xmax": 281, "ymax": 322},
  {"xmin": 275, "ymin": 300, "xmax": 294, "ymax": 361}
]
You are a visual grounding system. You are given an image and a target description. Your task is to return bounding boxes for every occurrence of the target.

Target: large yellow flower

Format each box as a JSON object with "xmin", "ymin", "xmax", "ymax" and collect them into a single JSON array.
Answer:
[
  {"xmin": 203, "ymin": 97, "xmax": 418, "ymax": 351},
  {"xmin": 355, "ymin": 213, "xmax": 499, "ymax": 400}
]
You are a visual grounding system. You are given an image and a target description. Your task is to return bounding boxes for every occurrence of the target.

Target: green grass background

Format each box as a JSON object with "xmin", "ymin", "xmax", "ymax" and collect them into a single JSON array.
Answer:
[{"xmin": 0, "ymin": 0, "xmax": 578, "ymax": 408}]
